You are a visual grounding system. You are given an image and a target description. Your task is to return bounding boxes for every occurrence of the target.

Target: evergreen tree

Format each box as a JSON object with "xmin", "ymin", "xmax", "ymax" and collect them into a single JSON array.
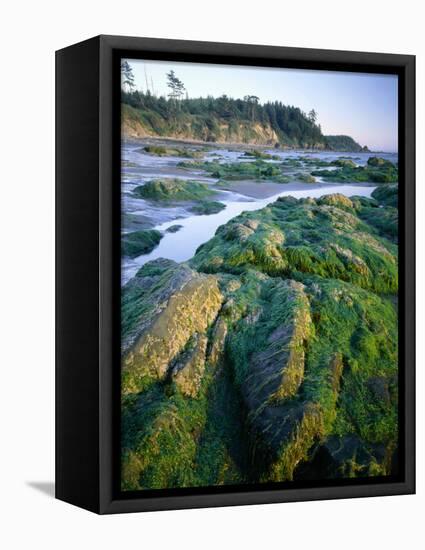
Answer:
[
  {"xmin": 121, "ymin": 61, "xmax": 135, "ymax": 92},
  {"xmin": 308, "ymin": 109, "xmax": 318, "ymax": 124},
  {"xmin": 166, "ymin": 70, "xmax": 186, "ymax": 103}
]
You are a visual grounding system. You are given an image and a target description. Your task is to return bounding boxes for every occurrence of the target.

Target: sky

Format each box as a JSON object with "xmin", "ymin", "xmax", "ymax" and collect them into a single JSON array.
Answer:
[{"xmin": 124, "ymin": 58, "xmax": 398, "ymax": 152}]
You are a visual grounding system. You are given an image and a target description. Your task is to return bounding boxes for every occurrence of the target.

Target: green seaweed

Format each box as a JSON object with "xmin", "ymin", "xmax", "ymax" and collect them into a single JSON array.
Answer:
[
  {"xmin": 191, "ymin": 194, "xmax": 398, "ymax": 294},
  {"xmin": 120, "ymin": 190, "xmax": 398, "ymax": 489},
  {"xmin": 133, "ymin": 178, "xmax": 216, "ymax": 202},
  {"xmin": 121, "ymin": 229, "xmax": 162, "ymax": 258},
  {"xmin": 312, "ymin": 157, "xmax": 398, "ymax": 184},
  {"xmin": 190, "ymin": 201, "xmax": 226, "ymax": 215}
]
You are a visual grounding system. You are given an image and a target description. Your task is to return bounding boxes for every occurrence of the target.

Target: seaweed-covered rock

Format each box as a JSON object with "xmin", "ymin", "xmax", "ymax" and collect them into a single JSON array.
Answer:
[
  {"xmin": 122, "ymin": 259, "xmax": 223, "ymax": 395},
  {"xmin": 318, "ymin": 193, "xmax": 354, "ymax": 209},
  {"xmin": 191, "ymin": 194, "xmax": 397, "ymax": 294},
  {"xmin": 141, "ymin": 145, "xmax": 204, "ymax": 158},
  {"xmin": 166, "ymin": 224, "xmax": 183, "ymax": 233},
  {"xmin": 190, "ymin": 201, "xmax": 226, "ymax": 215},
  {"xmin": 296, "ymin": 172, "xmax": 316, "ymax": 183},
  {"xmin": 133, "ymin": 178, "xmax": 216, "ymax": 202},
  {"xmin": 312, "ymin": 158, "xmax": 398, "ymax": 183},
  {"xmin": 243, "ymin": 149, "xmax": 280, "ymax": 160},
  {"xmin": 372, "ymin": 184, "xmax": 398, "ymax": 207},
  {"xmin": 244, "ymin": 280, "xmax": 312, "ymax": 405},
  {"xmin": 120, "ymin": 191, "xmax": 398, "ymax": 490},
  {"xmin": 295, "ymin": 434, "xmax": 391, "ymax": 479},
  {"xmin": 334, "ymin": 159, "xmax": 357, "ymax": 168},
  {"xmin": 170, "ymin": 333, "xmax": 208, "ymax": 397},
  {"xmin": 121, "ymin": 229, "xmax": 163, "ymax": 258},
  {"xmin": 353, "ymin": 189, "xmax": 398, "ymax": 242},
  {"xmin": 180, "ymin": 158, "xmax": 290, "ymax": 183},
  {"xmin": 367, "ymin": 156, "xmax": 394, "ymax": 168},
  {"xmin": 224, "ymin": 268, "xmax": 397, "ymax": 482}
]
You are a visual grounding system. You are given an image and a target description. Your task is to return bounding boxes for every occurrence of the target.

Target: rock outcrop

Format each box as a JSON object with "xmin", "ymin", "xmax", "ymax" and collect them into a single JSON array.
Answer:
[
  {"xmin": 122, "ymin": 259, "xmax": 223, "ymax": 395},
  {"xmin": 121, "ymin": 193, "xmax": 399, "ymax": 490}
]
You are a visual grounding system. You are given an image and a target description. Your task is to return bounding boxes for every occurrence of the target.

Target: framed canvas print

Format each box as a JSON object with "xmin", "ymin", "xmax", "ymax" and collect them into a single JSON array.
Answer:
[{"xmin": 56, "ymin": 35, "xmax": 415, "ymax": 514}]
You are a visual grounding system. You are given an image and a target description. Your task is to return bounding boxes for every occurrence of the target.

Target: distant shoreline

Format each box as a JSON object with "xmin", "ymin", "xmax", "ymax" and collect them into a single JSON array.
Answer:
[{"xmin": 123, "ymin": 135, "xmax": 392, "ymax": 155}]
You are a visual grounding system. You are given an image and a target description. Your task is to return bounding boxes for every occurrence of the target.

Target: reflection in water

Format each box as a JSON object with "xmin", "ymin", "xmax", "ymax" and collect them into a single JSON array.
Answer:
[
  {"xmin": 121, "ymin": 143, "xmax": 397, "ymax": 285},
  {"xmin": 122, "ymin": 183, "xmax": 375, "ymax": 284}
]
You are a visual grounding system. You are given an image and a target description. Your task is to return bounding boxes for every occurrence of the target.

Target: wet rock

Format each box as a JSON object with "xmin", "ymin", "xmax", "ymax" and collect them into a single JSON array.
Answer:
[
  {"xmin": 170, "ymin": 333, "xmax": 208, "ymax": 397},
  {"xmin": 190, "ymin": 201, "xmax": 226, "ymax": 215},
  {"xmin": 371, "ymin": 184, "xmax": 398, "ymax": 208},
  {"xmin": 329, "ymin": 243, "xmax": 370, "ymax": 276},
  {"xmin": 318, "ymin": 193, "xmax": 354, "ymax": 209},
  {"xmin": 191, "ymin": 196, "xmax": 397, "ymax": 294},
  {"xmin": 299, "ymin": 434, "xmax": 391, "ymax": 479},
  {"xmin": 122, "ymin": 229, "xmax": 163, "ymax": 258},
  {"xmin": 120, "ymin": 190, "xmax": 398, "ymax": 489},
  {"xmin": 166, "ymin": 224, "xmax": 183, "ymax": 233},
  {"xmin": 367, "ymin": 376, "xmax": 391, "ymax": 405},
  {"xmin": 133, "ymin": 178, "xmax": 216, "ymax": 202},
  {"xmin": 334, "ymin": 159, "xmax": 357, "ymax": 168},
  {"xmin": 122, "ymin": 259, "xmax": 223, "ymax": 395},
  {"xmin": 207, "ymin": 318, "xmax": 228, "ymax": 368},
  {"xmin": 245, "ymin": 280, "xmax": 311, "ymax": 406}
]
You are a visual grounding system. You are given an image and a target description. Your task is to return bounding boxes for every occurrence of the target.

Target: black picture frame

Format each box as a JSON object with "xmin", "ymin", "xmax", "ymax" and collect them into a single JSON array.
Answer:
[{"xmin": 56, "ymin": 34, "xmax": 415, "ymax": 514}]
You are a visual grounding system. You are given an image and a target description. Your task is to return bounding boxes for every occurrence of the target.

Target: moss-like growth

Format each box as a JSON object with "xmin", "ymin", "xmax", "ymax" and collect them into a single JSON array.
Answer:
[
  {"xmin": 166, "ymin": 224, "xmax": 183, "ymax": 233},
  {"xmin": 121, "ymin": 229, "xmax": 162, "ymax": 258},
  {"xmin": 243, "ymin": 149, "xmax": 281, "ymax": 160},
  {"xmin": 179, "ymin": 159, "xmax": 290, "ymax": 183},
  {"xmin": 142, "ymin": 145, "xmax": 203, "ymax": 158},
  {"xmin": 133, "ymin": 178, "xmax": 216, "ymax": 202},
  {"xmin": 296, "ymin": 172, "xmax": 316, "ymax": 183},
  {"xmin": 190, "ymin": 201, "xmax": 226, "ymax": 215},
  {"xmin": 121, "ymin": 383, "xmax": 208, "ymax": 490},
  {"xmin": 122, "ymin": 260, "xmax": 223, "ymax": 396},
  {"xmin": 334, "ymin": 158, "xmax": 357, "ymax": 168},
  {"xmin": 120, "ymin": 191, "xmax": 398, "ymax": 489},
  {"xmin": 372, "ymin": 184, "xmax": 398, "ymax": 207},
  {"xmin": 224, "ymin": 270, "xmax": 397, "ymax": 481},
  {"xmin": 312, "ymin": 157, "xmax": 398, "ymax": 184},
  {"xmin": 367, "ymin": 156, "xmax": 395, "ymax": 168},
  {"xmin": 191, "ymin": 194, "xmax": 397, "ymax": 294},
  {"xmin": 353, "ymin": 196, "xmax": 398, "ymax": 243}
]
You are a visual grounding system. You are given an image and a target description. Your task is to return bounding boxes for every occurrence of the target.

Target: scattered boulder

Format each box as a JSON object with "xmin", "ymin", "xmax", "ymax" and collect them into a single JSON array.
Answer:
[
  {"xmin": 166, "ymin": 224, "xmax": 183, "ymax": 233},
  {"xmin": 122, "ymin": 229, "xmax": 163, "ymax": 258},
  {"xmin": 133, "ymin": 178, "xmax": 216, "ymax": 202}
]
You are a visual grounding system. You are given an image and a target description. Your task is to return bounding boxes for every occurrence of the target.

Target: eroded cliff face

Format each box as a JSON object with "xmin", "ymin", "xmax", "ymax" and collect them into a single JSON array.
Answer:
[
  {"xmin": 122, "ymin": 115, "xmax": 282, "ymax": 145},
  {"xmin": 121, "ymin": 192, "xmax": 398, "ymax": 490}
]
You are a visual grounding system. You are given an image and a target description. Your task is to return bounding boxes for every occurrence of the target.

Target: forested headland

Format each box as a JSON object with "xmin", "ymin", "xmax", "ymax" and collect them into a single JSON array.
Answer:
[{"xmin": 121, "ymin": 66, "xmax": 369, "ymax": 151}]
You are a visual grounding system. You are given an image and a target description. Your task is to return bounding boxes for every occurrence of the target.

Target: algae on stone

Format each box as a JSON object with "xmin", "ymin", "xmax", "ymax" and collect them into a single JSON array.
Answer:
[
  {"xmin": 191, "ymin": 194, "xmax": 398, "ymax": 294},
  {"xmin": 190, "ymin": 201, "xmax": 226, "ymax": 215},
  {"xmin": 121, "ymin": 259, "xmax": 223, "ymax": 396},
  {"xmin": 120, "ymin": 190, "xmax": 398, "ymax": 489},
  {"xmin": 311, "ymin": 157, "xmax": 398, "ymax": 183},
  {"xmin": 121, "ymin": 229, "xmax": 163, "ymax": 258},
  {"xmin": 133, "ymin": 178, "xmax": 216, "ymax": 202}
]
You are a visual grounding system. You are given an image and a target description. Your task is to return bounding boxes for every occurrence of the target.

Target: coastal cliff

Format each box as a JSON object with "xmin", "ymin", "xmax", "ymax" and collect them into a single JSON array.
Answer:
[{"xmin": 122, "ymin": 94, "xmax": 368, "ymax": 151}]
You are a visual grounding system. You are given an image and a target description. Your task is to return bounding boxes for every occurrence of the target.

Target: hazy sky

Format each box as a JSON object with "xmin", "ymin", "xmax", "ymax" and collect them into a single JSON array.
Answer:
[{"xmin": 125, "ymin": 58, "xmax": 398, "ymax": 152}]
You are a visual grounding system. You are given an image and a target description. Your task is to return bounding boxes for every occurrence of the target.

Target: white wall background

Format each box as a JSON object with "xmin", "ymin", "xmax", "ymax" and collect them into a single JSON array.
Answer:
[{"xmin": 0, "ymin": 1, "xmax": 422, "ymax": 548}]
